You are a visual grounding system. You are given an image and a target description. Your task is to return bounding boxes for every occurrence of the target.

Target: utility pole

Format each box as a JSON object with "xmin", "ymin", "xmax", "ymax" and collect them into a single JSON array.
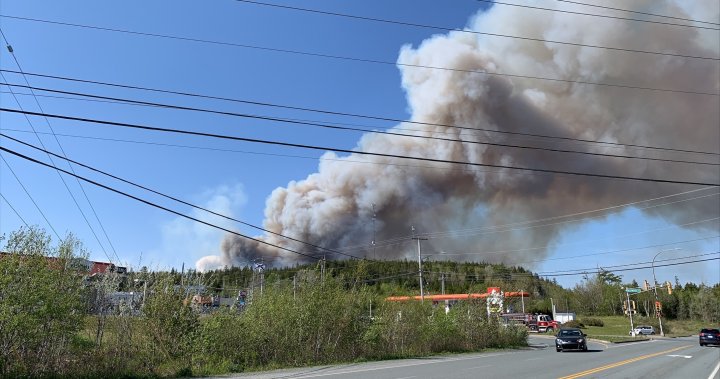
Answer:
[
  {"xmin": 321, "ymin": 255, "xmax": 326, "ymax": 283},
  {"xmin": 412, "ymin": 226, "xmax": 428, "ymax": 303},
  {"xmin": 652, "ymin": 251, "xmax": 667, "ymax": 337},
  {"xmin": 372, "ymin": 203, "xmax": 377, "ymax": 260},
  {"xmin": 626, "ymin": 290, "xmax": 635, "ymax": 336},
  {"xmin": 293, "ymin": 274, "xmax": 297, "ymax": 300},
  {"xmin": 521, "ymin": 290, "xmax": 525, "ymax": 313},
  {"xmin": 441, "ymin": 273, "xmax": 445, "ymax": 295}
]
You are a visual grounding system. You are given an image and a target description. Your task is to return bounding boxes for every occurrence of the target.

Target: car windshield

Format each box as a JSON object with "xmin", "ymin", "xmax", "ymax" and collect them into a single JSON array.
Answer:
[
  {"xmin": 702, "ymin": 329, "xmax": 719, "ymax": 333},
  {"xmin": 560, "ymin": 330, "xmax": 581, "ymax": 337}
]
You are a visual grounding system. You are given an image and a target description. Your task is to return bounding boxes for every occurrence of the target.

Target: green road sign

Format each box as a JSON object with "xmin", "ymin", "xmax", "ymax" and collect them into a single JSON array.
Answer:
[{"xmin": 626, "ymin": 288, "xmax": 642, "ymax": 293}]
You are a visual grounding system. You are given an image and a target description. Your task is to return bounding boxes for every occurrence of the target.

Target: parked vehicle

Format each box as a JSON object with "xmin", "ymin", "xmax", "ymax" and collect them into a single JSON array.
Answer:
[
  {"xmin": 631, "ymin": 325, "xmax": 655, "ymax": 335},
  {"xmin": 699, "ymin": 328, "xmax": 720, "ymax": 346},
  {"xmin": 555, "ymin": 328, "xmax": 588, "ymax": 352},
  {"xmin": 501, "ymin": 313, "xmax": 559, "ymax": 333}
]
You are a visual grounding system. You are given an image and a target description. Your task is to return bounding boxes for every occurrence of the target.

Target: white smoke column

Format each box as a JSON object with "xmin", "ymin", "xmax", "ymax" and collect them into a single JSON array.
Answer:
[{"xmin": 208, "ymin": 0, "xmax": 719, "ymax": 269}]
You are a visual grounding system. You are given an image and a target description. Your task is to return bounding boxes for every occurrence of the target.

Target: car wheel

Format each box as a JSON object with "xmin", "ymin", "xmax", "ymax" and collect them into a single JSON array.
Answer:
[
  {"xmin": 700, "ymin": 343, "xmax": 704, "ymax": 346},
  {"xmin": 546, "ymin": 327, "xmax": 554, "ymax": 333},
  {"xmin": 582, "ymin": 345, "xmax": 588, "ymax": 351},
  {"xmin": 651, "ymin": 332, "xmax": 655, "ymax": 335},
  {"xmin": 556, "ymin": 348, "xmax": 562, "ymax": 352}
]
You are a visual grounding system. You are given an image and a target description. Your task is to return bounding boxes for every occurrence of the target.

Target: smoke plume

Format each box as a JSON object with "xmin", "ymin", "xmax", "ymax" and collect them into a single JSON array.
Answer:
[{"xmin": 198, "ymin": 0, "xmax": 719, "ymax": 271}]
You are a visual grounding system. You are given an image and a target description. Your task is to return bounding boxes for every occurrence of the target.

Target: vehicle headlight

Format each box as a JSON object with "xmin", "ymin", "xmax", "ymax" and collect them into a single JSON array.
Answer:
[
  {"xmin": 577, "ymin": 339, "xmax": 584, "ymax": 343},
  {"xmin": 556, "ymin": 338, "xmax": 562, "ymax": 343}
]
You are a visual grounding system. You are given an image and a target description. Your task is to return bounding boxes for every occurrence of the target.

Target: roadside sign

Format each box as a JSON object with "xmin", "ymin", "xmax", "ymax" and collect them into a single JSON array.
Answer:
[{"xmin": 626, "ymin": 288, "xmax": 642, "ymax": 293}]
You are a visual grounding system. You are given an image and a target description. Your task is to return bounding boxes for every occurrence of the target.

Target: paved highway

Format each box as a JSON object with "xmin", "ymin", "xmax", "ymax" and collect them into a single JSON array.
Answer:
[{"xmin": 224, "ymin": 336, "xmax": 720, "ymax": 379}]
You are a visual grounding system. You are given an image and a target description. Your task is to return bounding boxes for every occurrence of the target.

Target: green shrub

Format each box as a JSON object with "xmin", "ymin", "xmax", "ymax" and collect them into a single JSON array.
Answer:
[
  {"xmin": 562, "ymin": 320, "xmax": 585, "ymax": 328},
  {"xmin": 583, "ymin": 318, "xmax": 604, "ymax": 327},
  {"xmin": 0, "ymin": 228, "xmax": 88, "ymax": 378}
]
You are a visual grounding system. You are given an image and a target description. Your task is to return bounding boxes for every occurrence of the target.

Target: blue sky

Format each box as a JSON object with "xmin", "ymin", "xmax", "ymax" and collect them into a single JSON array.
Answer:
[{"xmin": 0, "ymin": 0, "xmax": 718, "ymax": 289}]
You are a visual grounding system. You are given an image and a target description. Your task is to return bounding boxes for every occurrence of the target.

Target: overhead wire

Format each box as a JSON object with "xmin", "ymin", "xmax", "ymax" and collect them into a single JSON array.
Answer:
[
  {"xmin": 555, "ymin": 0, "xmax": 720, "ymax": 26},
  {"xmin": 0, "ymin": 155, "xmax": 61, "ymax": 239},
  {"xmin": 4, "ymin": 81, "xmax": 717, "ymax": 167},
  {"xmin": 234, "ymin": 0, "xmax": 720, "ymax": 61},
  {"xmin": 6, "ymin": 89, "xmax": 650, "ymax": 155},
  {"xmin": 540, "ymin": 255, "xmax": 720, "ymax": 277},
  {"xmin": 4, "ymin": 69, "xmax": 718, "ymax": 157},
  {"xmin": 0, "ymin": 144, "xmax": 324, "ymax": 261},
  {"xmin": 3, "ymin": 107, "xmax": 718, "ymax": 187},
  {"xmin": 421, "ymin": 192, "xmax": 720, "ymax": 241},
  {"xmin": 0, "ymin": 30, "xmax": 119, "ymax": 263},
  {"xmin": 475, "ymin": 0, "xmax": 720, "ymax": 30},
  {"xmin": 424, "ymin": 217, "xmax": 719, "ymax": 258},
  {"xmin": 7, "ymin": 124, "xmax": 716, "ymax": 267},
  {"xmin": 422, "ymin": 252, "xmax": 720, "ymax": 279},
  {"xmin": 514, "ymin": 235, "xmax": 720, "ymax": 266},
  {"xmin": 0, "ymin": 132, "xmax": 367, "ymax": 261},
  {"xmin": 0, "ymin": 192, "xmax": 30, "ymax": 228},
  {"xmin": 0, "ymin": 15, "xmax": 718, "ymax": 96},
  {"xmin": 536, "ymin": 252, "xmax": 720, "ymax": 275}
]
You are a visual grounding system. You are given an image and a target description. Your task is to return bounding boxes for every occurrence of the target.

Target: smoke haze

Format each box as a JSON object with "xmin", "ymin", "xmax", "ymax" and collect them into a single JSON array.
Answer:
[{"xmin": 197, "ymin": 0, "xmax": 719, "ymax": 271}]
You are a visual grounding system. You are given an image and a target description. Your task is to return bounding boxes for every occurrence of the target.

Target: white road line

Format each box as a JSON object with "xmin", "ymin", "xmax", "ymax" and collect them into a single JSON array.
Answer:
[
  {"xmin": 287, "ymin": 352, "xmax": 515, "ymax": 379},
  {"xmin": 709, "ymin": 360, "xmax": 720, "ymax": 379},
  {"xmin": 460, "ymin": 365, "xmax": 491, "ymax": 371},
  {"xmin": 667, "ymin": 354, "xmax": 692, "ymax": 359}
]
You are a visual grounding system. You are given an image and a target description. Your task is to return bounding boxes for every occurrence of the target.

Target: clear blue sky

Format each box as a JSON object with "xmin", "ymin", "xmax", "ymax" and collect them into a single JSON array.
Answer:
[{"xmin": 1, "ymin": 0, "xmax": 718, "ymax": 289}]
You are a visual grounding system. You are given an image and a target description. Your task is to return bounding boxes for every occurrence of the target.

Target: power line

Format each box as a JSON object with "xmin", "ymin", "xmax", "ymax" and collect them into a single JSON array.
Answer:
[
  {"xmin": 516, "ymin": 235, "xmax": 720, "ymax": 266},
  {"xmin": 292, "ymin": 187, "xmax": 720, "ymax": 253},
  {"xmin": 4, "ymin": 81, "xmax": 716, "ymax": 167},
  {"xmin": 555, "ymin": 0, "xmax": 720, "ymax": 26},
  {"xmin": 427, "ymin": 217, "xmax": 719, "ymax": 258},
  {"xmin": 5, "ymin": 90, "xmax": 654, "ymax": 156},
  {"xmin": 538, "ymin": 252, "xmax": 720, "ymax": 275},
  {"xmin": 0, "ymin": 155, "xmax": 61, "ymax": 239},
  {"xmin": 0, "ymin": 192, "xmax": 30, "ymax": 228},
  {"xmin": 4, "ymin": 69, "xmax": 718, "ymax": 156},
  {"xmin": 476, "ymin": 0, "xmax": 720, "ymax": 30},
  {"xmin": 234, "ymin": 0, "xmax": 720, "ymax": 61},
  {"xmin": 0, "ymin": 132, "xmax": 366, "ymax": 261},
  {"xmin": 540, "ymin": 255, "xmax": 720, "ymax": 277},
  {"xmin": 421, "ymin": 253, "xmax": 720, "ymax": 279},
  {"xmin": 0, "ymin": 145, "xmax": 322, "ymax": 262},
  {"xmin": 0, "ymin": 13, "xmax": 716, "ymax": 98},
  {"xmin": 420, "ymin": 188, "xmax": 719, "ymax": 240},
  {"xmin": 3, "ymin": 107, "xmax": 718, "ymax": 187},
  {"xmin": 0, "ymin": 30, "xmax": 120, "ymax": 263}
]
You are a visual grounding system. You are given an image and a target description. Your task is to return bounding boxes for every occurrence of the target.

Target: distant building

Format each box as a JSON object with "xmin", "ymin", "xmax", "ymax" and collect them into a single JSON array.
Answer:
[{"xmin": 0, "ymin": 252, "xmax": 126, "ymax": 275}]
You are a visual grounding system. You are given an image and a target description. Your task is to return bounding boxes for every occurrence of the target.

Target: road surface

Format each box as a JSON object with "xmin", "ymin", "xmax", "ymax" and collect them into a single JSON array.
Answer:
[{"xmin": 219, "ymin": 335, "xmax": 720, "ymax": 379}]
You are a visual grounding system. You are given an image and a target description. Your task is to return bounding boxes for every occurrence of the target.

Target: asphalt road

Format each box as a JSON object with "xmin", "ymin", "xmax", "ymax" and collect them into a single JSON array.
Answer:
[{"xmin": 221, "ymin": 336, "xmax": 720, "ymax": 379}]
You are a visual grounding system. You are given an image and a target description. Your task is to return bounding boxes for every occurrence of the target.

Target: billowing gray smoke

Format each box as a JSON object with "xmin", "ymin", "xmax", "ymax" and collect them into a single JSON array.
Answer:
[{"xmin": 198, "ymin": 0, "xmax": 719, "ymax": 270}]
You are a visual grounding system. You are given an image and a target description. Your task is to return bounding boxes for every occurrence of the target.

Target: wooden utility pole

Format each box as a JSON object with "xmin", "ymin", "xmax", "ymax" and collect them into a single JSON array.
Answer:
[{"xmin": 412, "ymin": 226, "xmax": 428, "ymax": 303}]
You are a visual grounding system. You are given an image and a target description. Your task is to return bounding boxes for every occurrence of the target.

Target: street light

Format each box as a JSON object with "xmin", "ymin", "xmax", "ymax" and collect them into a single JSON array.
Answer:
[{"xmin": 652, "ymin": 248, "xmax": 679, "ymax": 337}]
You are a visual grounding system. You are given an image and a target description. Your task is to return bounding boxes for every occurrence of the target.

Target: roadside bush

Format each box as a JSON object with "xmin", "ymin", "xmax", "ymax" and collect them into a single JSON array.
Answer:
[
  {"xmin": 582, "ymin": 318, "xmax": 604, "ymax": 327},
  {"xmin": 142, "ymin": 278, "xmax": 199, "ymax": 375},
  {"xmin": 562, "ymin": 320, "xmax": 585, "ymax": 328},
  {"xmin": 0, "ymin": 228, "xmax": 88, "ymax": 378}
]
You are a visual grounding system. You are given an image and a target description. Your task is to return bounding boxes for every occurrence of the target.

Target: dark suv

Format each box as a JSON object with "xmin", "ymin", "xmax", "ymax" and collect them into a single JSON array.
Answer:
[{"xmin": 699, "ymin": 328, "xmax": 720, "ymax": 346}]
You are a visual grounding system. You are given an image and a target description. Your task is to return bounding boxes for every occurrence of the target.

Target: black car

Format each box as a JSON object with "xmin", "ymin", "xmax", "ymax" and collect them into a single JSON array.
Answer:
[
  {"xmin": 699, "ymin": 328, "xmax": 720, "ymax": 346},
  {"xmin": 555, "ymin": 328, "xmax": 588, "ymax": 352}
]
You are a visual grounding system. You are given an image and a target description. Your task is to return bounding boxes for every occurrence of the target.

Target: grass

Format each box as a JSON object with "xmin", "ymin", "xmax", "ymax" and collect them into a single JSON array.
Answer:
[{"xmin": 573, "ymin": 315, "xmax": 705, "ymax": 341}]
